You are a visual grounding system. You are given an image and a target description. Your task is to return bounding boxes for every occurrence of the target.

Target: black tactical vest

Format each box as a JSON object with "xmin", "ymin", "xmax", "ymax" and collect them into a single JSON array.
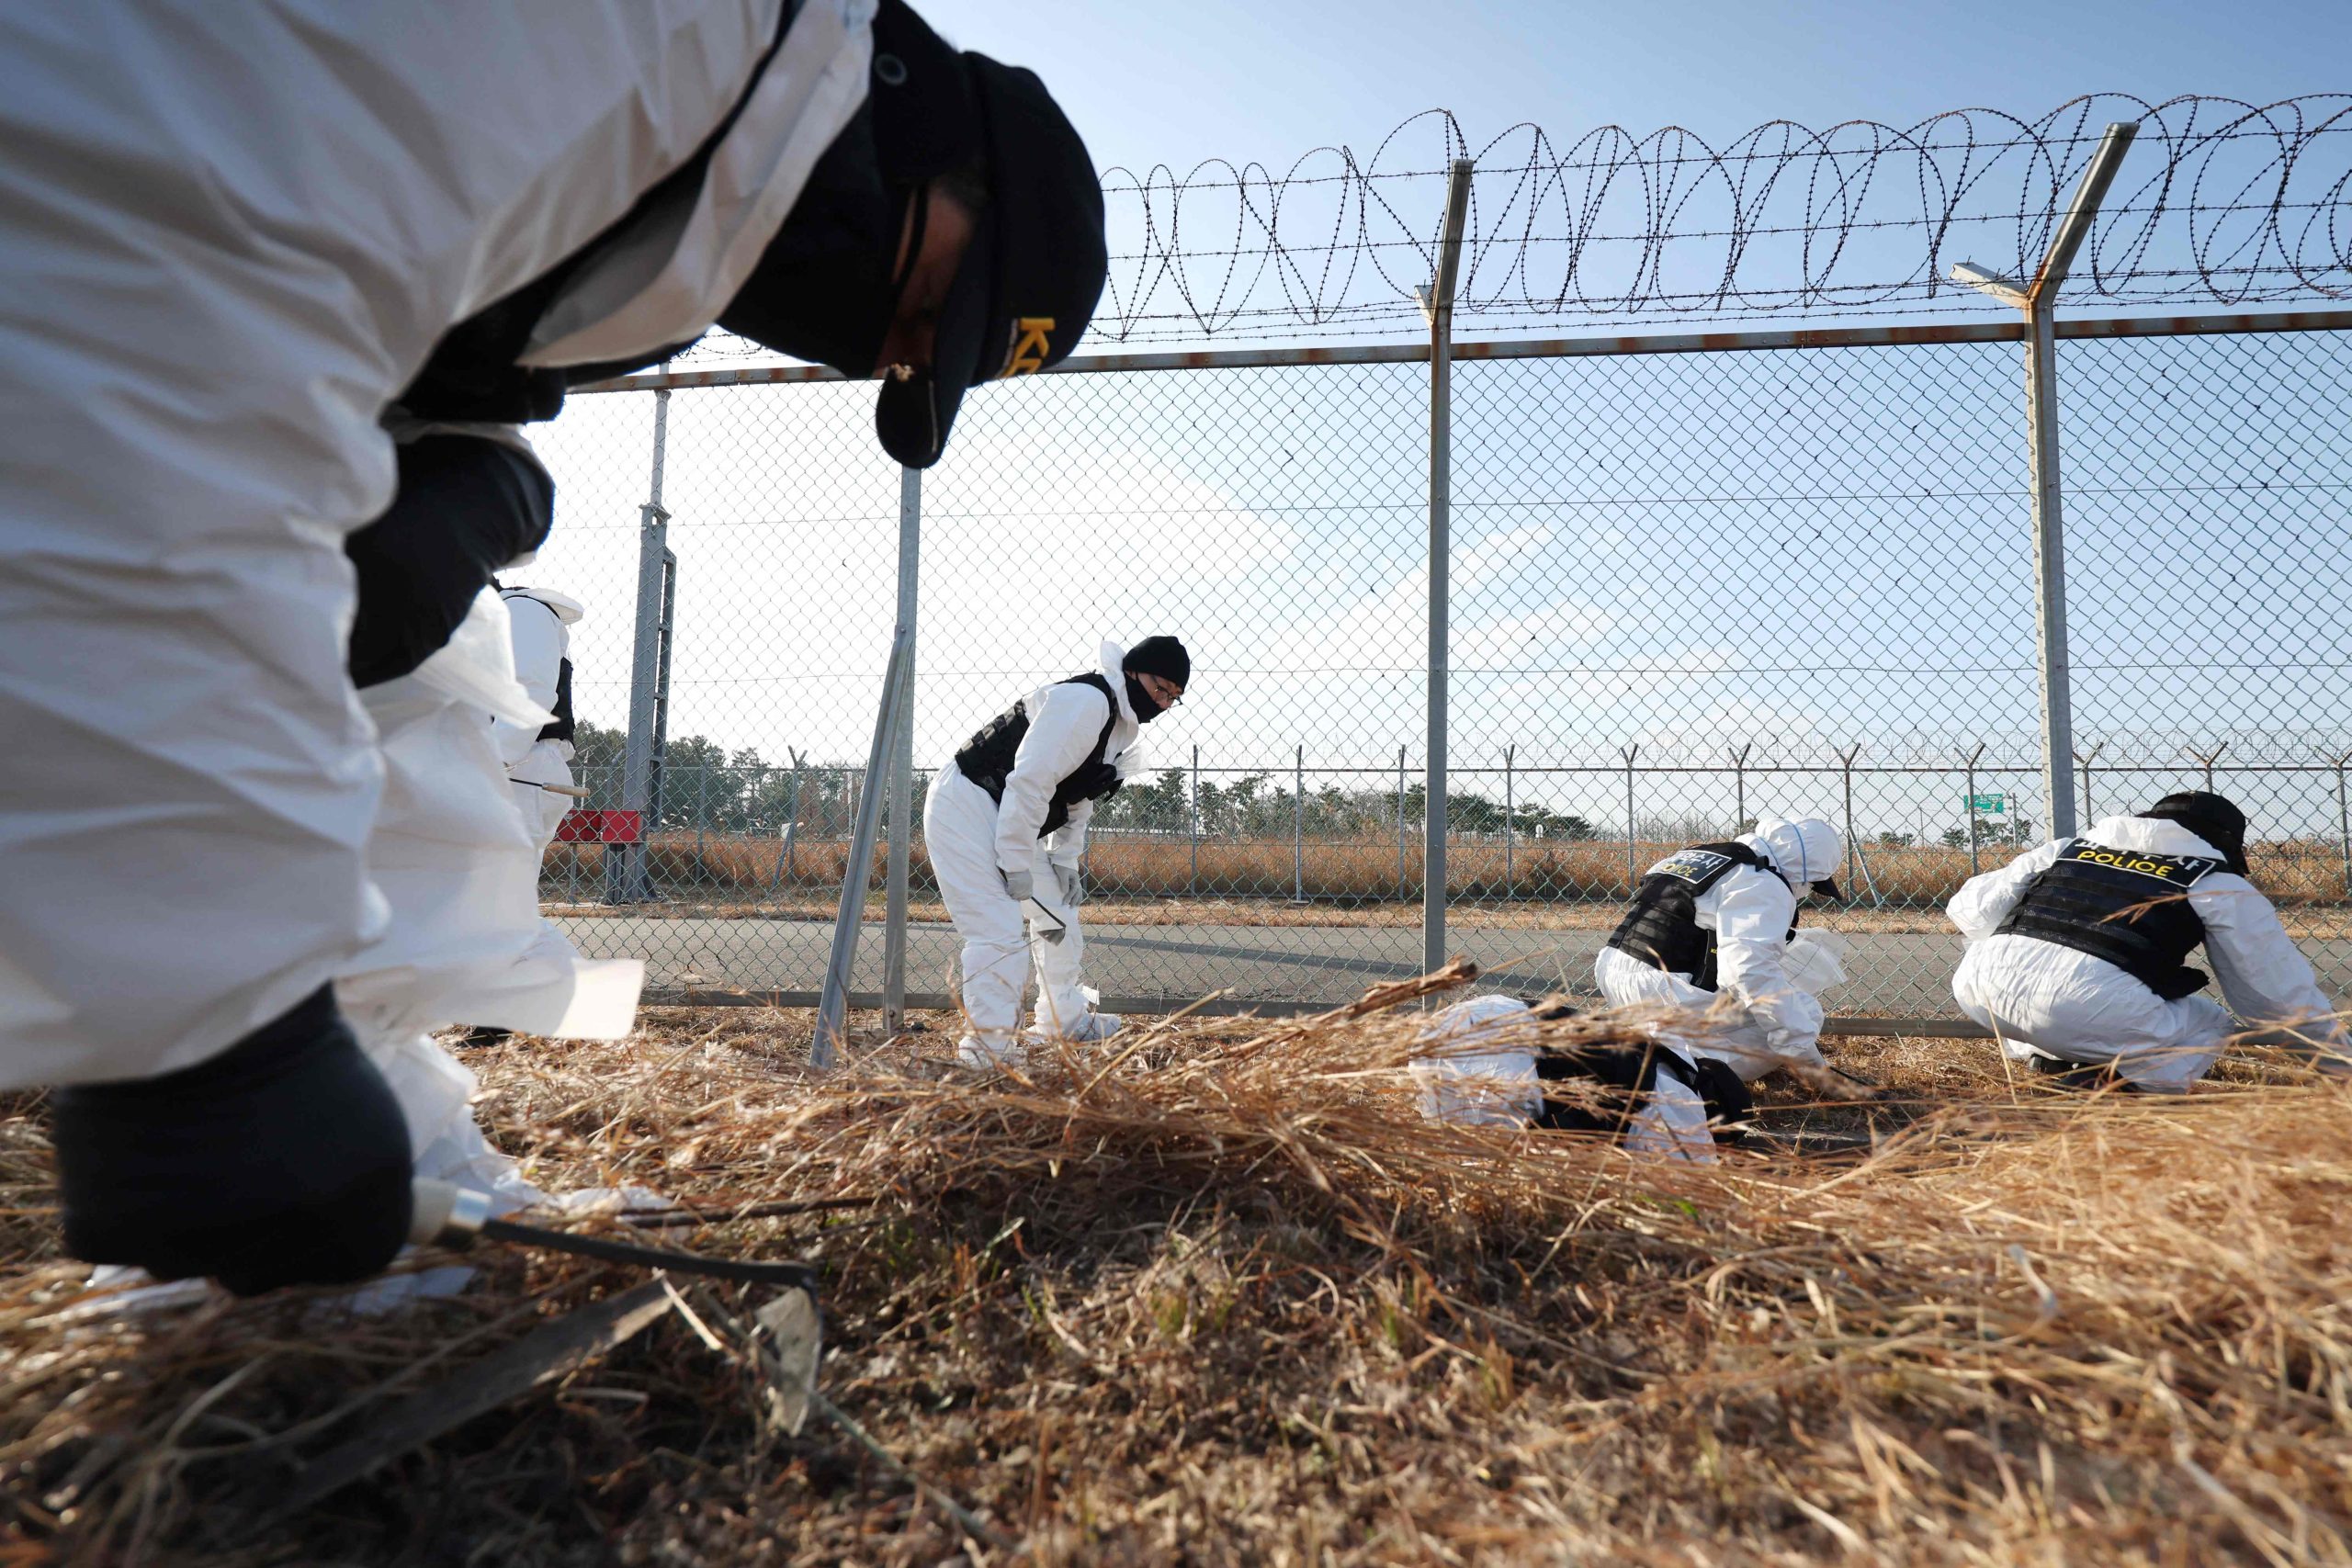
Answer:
[
  {"xmin": 1995, "ymin": 838, "xmax": 2217, "ymax": 999},
  {"xmin": 1606, "ymin": 841, "xmax": 1794, "ymax": 992},
  {"xmin": 953, "ymin": 672, "xmax": 1123, "ymax": 838},
  {"xmin": 537, "ymin": 657, "xmax": 575, "ymax": 744}
]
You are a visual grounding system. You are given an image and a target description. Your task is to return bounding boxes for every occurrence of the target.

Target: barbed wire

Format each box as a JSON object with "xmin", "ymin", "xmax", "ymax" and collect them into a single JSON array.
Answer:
[
  {"xmin": 1094, "ymin": 94, "xmax": 2352, "ymax": 342},
  {"xmin": 666, "ymin": 93, "xmax": 2350, "ymax": 361}
]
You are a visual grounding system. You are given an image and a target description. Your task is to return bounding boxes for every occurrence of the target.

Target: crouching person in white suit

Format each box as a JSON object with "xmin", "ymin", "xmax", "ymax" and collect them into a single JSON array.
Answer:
[
  {"xmin": 336, "ymin": 425, "xmax": 647, "ymax": 1221},
  {"xmin": 1950, "ymin": 791, "xmax": 2349, "ymax": 1090},
  {"xmin": 2, "ymin": 0, "xmax": 1107, "ymax": 1292},
  {"xmin": 924, "ymin": 637, "xmax": 1189, "ymax": 1066},
  {"xmin": 494, "ymin": 583, "xmax": 587, "ymax": 854},
  {"xmin": 1409, "ymin": 994, "xmax": 1749, "ymax": 1161},
  {"xmin": 1593, "ymin": 817, "xmax": 1849, "ymax": 1088}
]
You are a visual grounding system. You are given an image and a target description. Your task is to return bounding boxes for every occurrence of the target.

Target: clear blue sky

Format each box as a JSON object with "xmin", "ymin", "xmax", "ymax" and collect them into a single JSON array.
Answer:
[{"xmin": 916, "ymin": 0, "xmax": 2349, "ymax": 181}]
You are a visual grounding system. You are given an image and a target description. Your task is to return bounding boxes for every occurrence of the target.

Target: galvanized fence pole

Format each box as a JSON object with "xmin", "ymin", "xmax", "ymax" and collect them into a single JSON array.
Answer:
[
  {"xmin": 1730, "ymin": 742, "xmax": 1752, "ymax": 834},
  {"xmin": 811, "ymin": 637, "xmax": 915, "ymax": 1069},
  {"xmin": 1951, "ymin": 120, "xmax": 2136, "ymax": 840},
  {"xmin": 2335, "ymin": 750, "xmax": 2352, "ymax": 898},
  {"xmin": 610, "ymin": 387, "xmax": 672, "ymax": 906},
  {"xmin": 1188, "ymin": 744, "xmax": 1200, "ymax": 897},
  {"xmin": 782, "ymin": 748, "xmax": 805, "ymax": 886},
  {"xmin": 1839, "ymin": 745, "xmax": 1860, "ymax": 886},
  {"xmin": 1503, "ymin": 744, "xmax": 1516, "ymax": 898},
  {"xmin": 1421, "ymin": 158, "xmax": 1472, "ymax": 976},
  {"xmin": 1395, "ymin": 746, "xmax": 1408, "ymax": 899},
  {"xmin": 882, "ymin": 467, "xmax": 922, "ymax": 1035},
  {"xmin": 1291, "ymin": 744, "xmax": 1306, "ymax": 903},
  {"xmin": 1963, "ymin": 743, "xmax": 1986, "ymax": 875},
  {"xmin": 1621, "ymin": 744, "xmax": 1640, "ymax": 892},
  {"xmin": 2075, "ymin": 742, "xmax": 2104, "ymax": 827},
  {"xmin": 2190, "ymin": 742, "xmax": 2228, "ymax": 794}
]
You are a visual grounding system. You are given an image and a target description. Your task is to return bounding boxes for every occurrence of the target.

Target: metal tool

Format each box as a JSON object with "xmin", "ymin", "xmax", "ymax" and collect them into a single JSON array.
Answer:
[
  {"xmin": 1023, "ymin": 896, "xmax": 1068, "ymax": 944},
  {"xmin": 409, "ymin": 1179, "xmax": 820, "ymax": 1290}
]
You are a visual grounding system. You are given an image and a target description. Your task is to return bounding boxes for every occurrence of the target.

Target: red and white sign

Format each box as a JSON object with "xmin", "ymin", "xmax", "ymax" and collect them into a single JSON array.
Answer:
[{"xmin": 556, "ymin": 808, "xmax": 643, "ymax": 845}]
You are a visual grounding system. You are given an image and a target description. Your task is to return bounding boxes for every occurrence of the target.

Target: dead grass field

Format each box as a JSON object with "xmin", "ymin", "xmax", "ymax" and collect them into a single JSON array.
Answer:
[{"xmin": 6, "ymin": 987, "xmax": 2352, "ymax": 1564}]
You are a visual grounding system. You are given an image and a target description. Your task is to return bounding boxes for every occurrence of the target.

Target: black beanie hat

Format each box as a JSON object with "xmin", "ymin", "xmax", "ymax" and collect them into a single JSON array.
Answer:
[
  {"xmin": 1124, "ymin": 636, "xmax": 1190, "ymax": 687},
  {"xmin": 2142, "ymin": 791, "xmax": 2250, "ymax": 874}
]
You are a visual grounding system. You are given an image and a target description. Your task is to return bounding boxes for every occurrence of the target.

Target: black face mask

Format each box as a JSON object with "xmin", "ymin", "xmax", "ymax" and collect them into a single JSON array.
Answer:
[
  {"xmin": 717, "ymin": 105, "xmax": 912, "ymax": 378},
  {"xmin": 1125, "ymin": 672, "xmax": 1168, "ymax": 724}
]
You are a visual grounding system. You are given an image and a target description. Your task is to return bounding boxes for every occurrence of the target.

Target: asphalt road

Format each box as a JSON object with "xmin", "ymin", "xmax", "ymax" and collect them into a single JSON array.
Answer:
[{"xmin": 556, "ymin": 914, "xmax": 2015, "ymax": 1014}]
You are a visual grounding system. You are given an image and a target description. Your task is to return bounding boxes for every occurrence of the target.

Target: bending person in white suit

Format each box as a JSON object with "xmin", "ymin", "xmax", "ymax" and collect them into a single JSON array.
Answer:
[
  {"xmin": 494, "ymin": 583, "xmax": 587, "ymax": 855},
  {"xmin": 924, "ymin": 637, "xmax": 1190, "ymax": 1066},
  {"xmin": 1949, "ymin": 791, "xmax": 2349, "ymax": 1089},
  {"xmin": 1, "ymin": 0, "xmax": 1105, "ymax": 1293},
  {"xmin": 1593, "ymin": 817, "xmax": 1849, "ymax": 1087},
  {"xmin": 1408, "ymin": 993, "xmax": 1746, "ymax": 1162}
]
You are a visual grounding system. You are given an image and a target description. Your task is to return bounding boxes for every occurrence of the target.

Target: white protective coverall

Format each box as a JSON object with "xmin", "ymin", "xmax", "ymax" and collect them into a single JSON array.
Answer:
[
  {"xmin": 1408, "ymin": 995, "xmax": 1717, "ymax": 1161},
  {"xmin": 494, "ymin": 585, "xmax": 586, "ymax": 853},
  {"xmin": 1950, "ymin": 815, "xmax": 2348, "ymax": 1090},
  {"xmin": 923, "ymin": 641, "xmax": 1143, "ymax": 1058},
  {"xmin": 336, "ymin": 587, "xmax": 643, "ymax": 1202},
  {"xmin": 0, "ymin": 0, "xmax": 873, "ymax": 1089},
  {"xmin": 1592, "ymin": 818, "xmax": 1845, "ymax": 1081},
  {"xmin": 83, "ymin": 586, "xmax": 646, "ymax": 1307}
]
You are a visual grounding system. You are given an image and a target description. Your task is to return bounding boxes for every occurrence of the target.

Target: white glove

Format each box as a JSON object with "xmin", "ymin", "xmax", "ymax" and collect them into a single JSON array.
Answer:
[
  {"xmin": 1053, "ymin": 863, "xmax": 1084, "ymax": 906},
  {"xmin": 1001, "ymin": 867, "xmax": 1034, "ymax": 903}
]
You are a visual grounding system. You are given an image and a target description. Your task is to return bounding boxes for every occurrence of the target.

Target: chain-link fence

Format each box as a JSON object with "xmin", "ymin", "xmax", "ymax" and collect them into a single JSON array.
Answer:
[{"xmin": 520, "ymin": 313, "xmax": 2352, "ymax": 1021}]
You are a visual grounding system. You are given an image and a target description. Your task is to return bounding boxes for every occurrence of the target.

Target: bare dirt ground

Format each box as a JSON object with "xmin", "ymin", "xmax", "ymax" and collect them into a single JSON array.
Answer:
[{"xmin": 6, "ymin": 987, "xmax": 2352, "ymax": 1564}]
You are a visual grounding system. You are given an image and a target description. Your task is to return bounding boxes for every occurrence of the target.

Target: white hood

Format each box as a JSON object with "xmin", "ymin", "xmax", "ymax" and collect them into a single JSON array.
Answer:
[
  {"xmin": 1097, "ymin": 638, "xmax": 1139, "ymax": 725},
  {"xmin": 1752, "ymin": 816, "xmax": 1844, "ymax": 893}
]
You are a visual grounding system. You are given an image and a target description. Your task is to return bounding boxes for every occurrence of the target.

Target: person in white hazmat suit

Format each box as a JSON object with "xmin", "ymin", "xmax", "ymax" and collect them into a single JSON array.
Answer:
[
  {"xmin": 444, "ymin": 580, "xmax": 596, "ymax": 1054},
  {"xmin": 1408, "ymin": 993, "xmax": 1747, "ymax": 1162},
  {"xmin": 925, "ymin": 637, "xmax": 1191, "ymax": 1067},
  {"xmin": 1949, "ymin": 791, "xmax": 2350, "ymax": 1090},
  {"xmin": 1593, "ymin": 818, "xmax": 1850, "ymax": 1086},
  {"xmin": 0, "ymin": 0, "xmax": 1106, "ymax": 1294},
  {"xmin": 335, "ymin": 425, "xmax": 647, "ymax": 1227},
  {"xmin": 494, "ymin": 583, "xmax": 589, "ymax": 855}
]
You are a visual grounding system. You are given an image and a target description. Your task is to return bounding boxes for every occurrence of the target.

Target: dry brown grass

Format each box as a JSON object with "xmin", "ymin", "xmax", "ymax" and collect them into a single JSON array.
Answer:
[
  {"xmin": 550, "ymin": 832, "xmax": 2352, "ymax": 912},
  {"xmin": 6, "ymin": 991, "xmax": 2352, "ymax": 1564}
]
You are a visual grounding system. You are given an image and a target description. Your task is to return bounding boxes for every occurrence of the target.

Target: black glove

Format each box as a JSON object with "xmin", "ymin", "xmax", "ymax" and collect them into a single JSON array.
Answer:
[
  {"xmin": 2153, "ymin": 964, "xmax": 2211, "ymax": 1002},
  {"xmin": 50, "ymin": 986, "xmax": 414, "ymax": 1296}
]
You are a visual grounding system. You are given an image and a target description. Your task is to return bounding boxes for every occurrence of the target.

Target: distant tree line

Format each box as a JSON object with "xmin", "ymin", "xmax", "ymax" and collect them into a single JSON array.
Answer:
[{"xmin": 571, "ymin": 727, "xmax": 1599, "ymax": 840}]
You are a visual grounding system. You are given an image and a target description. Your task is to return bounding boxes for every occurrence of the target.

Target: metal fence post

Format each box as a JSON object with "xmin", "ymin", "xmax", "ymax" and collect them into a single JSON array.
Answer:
[
  {"xmin": 1421, "ymin": 158, "xmax": 1472, "ymax": 976},
  {"xmin": 811, "ymin": 629, "xmax": 916, "ymax": 1070},
  {"xmin": 1963, "ymin": 743, "xmax": 1986, "ymax": 875},
  {"xmin": 1189, "ymin": 743, "xmax": 1200, "ymax": 897},
  {"xmin": 1951, "ymin": 121, "xmax": 2135, "ymax": 840},
  {"xmin": 882, "ymin": 467, "xmax": 922, "ymax": 1035},
  {"xmin": 1838, "ymin": 744, "xmax": 1860, "ymax": 887},
  {"xmin": 1622, "ymin": 744, "xmax": 1640, "ymax": 892},
  {"xmin": 1291, "ymin": 743, "xmax": 1307, "ymax": 904},
  {"xmin": 1503, "ymin": 744, "xmax": 1516, "ymax": 899},
  {"xmin": 1396, "ymin": 746, "xmax": 1408, "ymax": 900},
  {"xmin": 2335, "ymin": 750, "xmax": 2352, "ymax": 898},
  {"xmin": 1730, "ymin": 742, "xmax": 1752, "ymax": 834},
  {"xmin": 784, "ymin": 748, "xmax": 805, "ymax": 886},
  {"xmin": 2189, "ymin": 741, "xmax": 2228, "ymax": 794},
  {"xmin": 2075, "ymin": 741, "xmax": 2104, "ymax": 827},
  {"xmin": 695, "ymin": 764, "xmax": 709, "ymax": 859},
  {"xmin": 610, "ymin": 387, "xmax": 672, "ymax": 906}
]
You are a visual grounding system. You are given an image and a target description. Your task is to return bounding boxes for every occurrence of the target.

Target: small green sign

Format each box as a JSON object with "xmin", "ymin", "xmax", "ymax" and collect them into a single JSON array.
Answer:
[{"xmin": 1965, "ymin": 793, "xmax": 2008, "ymax": 815}]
